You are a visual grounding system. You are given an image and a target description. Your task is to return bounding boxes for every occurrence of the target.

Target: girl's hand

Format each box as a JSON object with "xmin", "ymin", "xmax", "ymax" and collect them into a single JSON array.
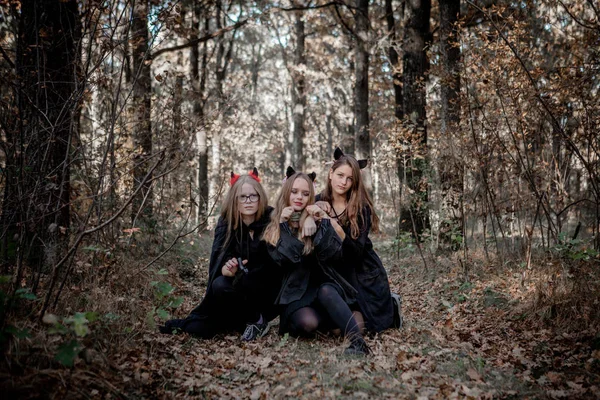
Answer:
[
  {"xmin": 221, "ymin": 258, "xmax": 247, "ymax": 277},
  {"xmin": 306, "ymin": 204, "xmax": 328, "ymax": 221},
  {"xmin": 280, "ymin": 206, "xmax": 295, "ymax": 223},
  {"xmin": 302, "ymin": 215, "xmax": 317, "ymax": 237},
  {"xmin": 315, "ymin": 201, "xmax": 332, "ymax": 216},
  {"xmin": 330, "ymin": 218, "xmax": 346, "ymax": 241}
]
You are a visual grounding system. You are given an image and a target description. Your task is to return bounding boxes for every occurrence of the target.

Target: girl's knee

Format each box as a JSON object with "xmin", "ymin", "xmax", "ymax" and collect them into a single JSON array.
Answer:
[
  {"xmin": 290, "ymin": 308, "xmax": 320, "ymax": 336},
  {"xmin": 317, "ymin": 284, "xmax": 339, "ymax": 303},
  {"xmin": 294, "ymin": 317, "xmax": 318, "ymax": 335},
  {"xmin": 211, "ymin": 275, "xmax": 233, "ymax": 296}
]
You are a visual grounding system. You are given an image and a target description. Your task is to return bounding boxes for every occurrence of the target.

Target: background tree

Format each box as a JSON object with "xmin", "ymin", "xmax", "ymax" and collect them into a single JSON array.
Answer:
[
  {"xmin": 399, "ymin": 0, "xmax": 431, "ymax": 236},
  {"xmin": 1, "ymin": 0, "xmax": 81, "ymax": 288},
  {"xmin": 437, "ymin": 0, "xmax": 463, "ymax": 249},
  {"xmin": 286, "ymin": 11, "xmax": 307, "ymax": 171},
  {"xmin": 130, "ymin": 0, "xmax": 154, "ymax": 229},
  {"xmin": 354, "ymin": 0, "xmax": 371, "ymax": 189}
]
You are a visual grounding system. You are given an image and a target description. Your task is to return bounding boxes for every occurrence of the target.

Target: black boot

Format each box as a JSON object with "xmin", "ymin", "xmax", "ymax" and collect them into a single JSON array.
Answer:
[
  {"xmin": 159, "ymin": 318, "xmax": 184, "ymax": 334},
  {"xmin": 344, "ymin": 337, "xmax": 371, "ymax": 356}
]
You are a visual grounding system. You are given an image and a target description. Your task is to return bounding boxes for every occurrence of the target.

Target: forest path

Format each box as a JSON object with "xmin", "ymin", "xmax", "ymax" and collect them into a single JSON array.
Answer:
[
  {"xmin": 9, "ymin": 242, "xmax": 594, "ymax": 398},
  {"xmin": 114, "ymin": 245, "xmax": 599, "ymax": 399}
]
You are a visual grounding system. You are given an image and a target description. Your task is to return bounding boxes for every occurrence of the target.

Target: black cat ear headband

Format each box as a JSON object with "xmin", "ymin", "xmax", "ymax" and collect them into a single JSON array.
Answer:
[
  {"xmin": 286, "ymin": 166, "xmax": 316, "ymax": 182},
  {"xmin": 333, "ymin": 147, "xmax": 368, "ymax": 169}
]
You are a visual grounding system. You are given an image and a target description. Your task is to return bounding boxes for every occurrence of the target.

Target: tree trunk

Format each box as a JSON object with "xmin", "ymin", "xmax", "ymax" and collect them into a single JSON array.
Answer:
[
  {"xmin": 340, "ymin": 33, "xmax": 355, "ymax": 153},
  {"xmin": 354, "ymin": 0, "xmax": 371, "ymax": 190},
  {"xmin": 400, "ymin": 0, "xmax": 431, "ymax": 236},
  {"xmin": 385, "ymin": 0, "xmax": 403, "ymax": 121},
  {"xmin": 212, "ymin": 1, "xmax": 238, "ymax": 197},
  {"xmin": 439, "ymin": 0, "xmax": 461, "ymax": 137},
  {"xmin": 286, "ymin": 13, "xmax": 306, "ymax": 171},
  {"xmin": 131, "ymin": 0, "xmax": 153, "ymax": 228},
  {"xmin": 192, "ymin": 7, "xmax": 209, "ymax": 222},
  {"xmin": 439, "ymin": 0, "xmax": 462, "ymax": 246},
  {"xmin": 9, "ymin": 0, "xmax": 80, "ymax": 273}
]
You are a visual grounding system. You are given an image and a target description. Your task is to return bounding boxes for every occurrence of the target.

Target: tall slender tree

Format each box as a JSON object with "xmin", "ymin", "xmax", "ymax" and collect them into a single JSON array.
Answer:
[
  {"xmin": 399, "ymin": 0, "xmax": 431, "ymax": 235},
  {"xmin": 354, "ymin": 0, "xmax": 371, "ymax": 189},
  {"xmin": 438, "ymin": 0, "xmax": 462, "ymax": 242},
  {"xmin": 212, "ymin": 0, "xmax": 240, "ymax": 194},
  {"xmin": 5, "ymin": 0, "xmax": 81, "ymax": 277},
  {"xmin": 130, "ymin": 0, "xmax": 153, "ymax": 228},
  {"xmin": 385, "ymin": 0, "xmax": 402, "ymax": 121},
  {"xmin": 286, "ymin": 11, "xmax": 307, "ymax": 171},
  {"xmin": 191, "ymin": 2, "xmax": 209, "ymax": 221}
]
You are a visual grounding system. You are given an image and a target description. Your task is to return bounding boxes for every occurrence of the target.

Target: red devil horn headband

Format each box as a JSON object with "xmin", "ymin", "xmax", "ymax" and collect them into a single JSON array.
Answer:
[{"xmin": 230, "ymin": 168, "xmax": 261, "ymax": 186}]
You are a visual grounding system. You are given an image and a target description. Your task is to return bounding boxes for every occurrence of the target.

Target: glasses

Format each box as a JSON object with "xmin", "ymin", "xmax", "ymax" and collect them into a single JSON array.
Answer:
[{"xmin": 238, "ymin": 194, "xmax": 260, "ymax": 203}]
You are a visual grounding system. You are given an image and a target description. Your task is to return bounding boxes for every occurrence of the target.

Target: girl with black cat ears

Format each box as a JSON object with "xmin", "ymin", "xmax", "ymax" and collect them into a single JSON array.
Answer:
[
  {"xmin": 310, "ymin": 148, "xmax": 402, "ymax": 334},
  {"xmin": 263, "ymin": 167, "xmax": 371, "ymax": 356},
  {"xmin": 160, "ymin": 168, "xmax": 282, "ymax": 341}
]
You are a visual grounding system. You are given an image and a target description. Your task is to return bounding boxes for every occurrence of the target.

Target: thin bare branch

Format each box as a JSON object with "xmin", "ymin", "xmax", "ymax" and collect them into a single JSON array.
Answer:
[{"xmin": 151, "ymin": 18, "xmax": 249, "ymax": 59}]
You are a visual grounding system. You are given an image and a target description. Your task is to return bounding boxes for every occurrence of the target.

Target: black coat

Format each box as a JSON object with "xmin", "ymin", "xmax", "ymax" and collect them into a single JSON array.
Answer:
[
  {"xmin": 268, "ymin": 219, "xmax": 357, "ymax": 306},
  {"xmin": 317, "ymin": 196, "xmax": 394, "ymax": 333},
  {"xmin": 190, "ymin": 207, "xmax": 279, "ymax": 320}
]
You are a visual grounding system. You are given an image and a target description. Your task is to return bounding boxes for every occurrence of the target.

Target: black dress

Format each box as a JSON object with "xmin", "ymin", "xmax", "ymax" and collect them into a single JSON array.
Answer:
[
  {"xmin": 268, "ymin": 219, "xmax": 358, "ymax": 334},
  {"xmin": 162, "ymin": 206, "xmax": 281, "ymax": 337},
  {"xmin": 316, "ymin": 195, "xmax": 395, "ymax": 333}
]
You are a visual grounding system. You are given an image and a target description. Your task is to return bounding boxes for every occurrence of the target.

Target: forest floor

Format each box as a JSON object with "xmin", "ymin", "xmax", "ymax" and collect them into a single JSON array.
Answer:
[{"xmin": 2, "ymin": 237, "xmax": 600, "ymax": 399}]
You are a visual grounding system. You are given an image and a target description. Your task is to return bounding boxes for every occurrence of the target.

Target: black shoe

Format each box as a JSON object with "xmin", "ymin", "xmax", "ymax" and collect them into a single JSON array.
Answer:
[
  {"xmin": 391, "ymin": 292, "xmax": 404, "ymax": 329},
  {"xmin": 241, "ymin": 320, "xmax": 270, "ymax": 341},
  {"xmin": 344, "ymin": 338, "xmax": 371, "ymax": 356},
  {"xmin": 159, "ymin": 319, "xmax": 184, "ymax": 335}
]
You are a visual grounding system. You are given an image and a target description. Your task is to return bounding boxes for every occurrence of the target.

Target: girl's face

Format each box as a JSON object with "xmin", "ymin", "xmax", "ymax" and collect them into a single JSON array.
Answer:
[
  {"xmin": 329, "ymin": 164, "xmax": 354, "ymax": 197},
  {"xmin": 289, "ymin": 178, "xmax": 310, "ymax": 211},
  {"xmin": 238, "ymin": 183, "xmax": 260, "ymax": 217}
]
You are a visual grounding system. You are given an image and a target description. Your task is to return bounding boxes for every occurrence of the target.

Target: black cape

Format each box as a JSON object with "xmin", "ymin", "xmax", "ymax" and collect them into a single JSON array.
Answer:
[
  {"xmin": 316, "ymin": 195, "xmax": 394, "ymax": 333},
  {"xmin": 186, "ymin": 206, "xmax": 279, "ymax": 335}
]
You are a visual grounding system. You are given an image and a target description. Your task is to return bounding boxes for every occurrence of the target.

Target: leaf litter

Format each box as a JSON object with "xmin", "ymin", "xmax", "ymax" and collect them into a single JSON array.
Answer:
[{"xmin": 1, "ymin": 244, "xmax": 600, "ymax": 399}]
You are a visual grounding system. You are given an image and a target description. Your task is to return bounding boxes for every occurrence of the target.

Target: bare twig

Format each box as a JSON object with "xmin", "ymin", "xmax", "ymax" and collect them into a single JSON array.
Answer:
[
  {"xmin": 40, "ymin": 152, "xmax": 166, "ymax": 318},
  {"xmin": 557, "ymin": 0, "xmax": 598, "ymax": 30},
  {"xmin": 466, "ymin": 0, "xmax": 600, "ymax": 200},
  {"xmin": 151, "ymin": 18, "xmax": 249, "ymax": 59},
  {"xmin": 135, "ymin": 177, "xmax": 226, "ymax": 275},
  {"xmin": 0, "ymin": 44, "xmax": 15, "ymax": 68}
]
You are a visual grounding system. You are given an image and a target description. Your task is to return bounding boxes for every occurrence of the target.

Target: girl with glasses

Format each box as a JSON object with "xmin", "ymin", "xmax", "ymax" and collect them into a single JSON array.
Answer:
[{"xmin": 160, "ymin": 169, "xmax": 281, "ymax": 341}]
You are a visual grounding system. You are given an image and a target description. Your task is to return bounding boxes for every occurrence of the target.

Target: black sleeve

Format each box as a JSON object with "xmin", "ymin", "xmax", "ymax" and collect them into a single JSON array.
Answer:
[
  {"xmin": 267, "ymin": 223, "xmax": 304, "ymax": 267},
  {"xmin": 313, "ymin": 219, "xmax": 343, "ymax": 263},
  {"xmin": 341, "ymin": 207, "xmax": 371, "ymax": 260},
  {"xmin": 207, "ymin": 218, "xmax": 229, "ymax": 281},
  {"xmin": 233, "ymin": 243, "xmax": 279, "ymax": 291}
]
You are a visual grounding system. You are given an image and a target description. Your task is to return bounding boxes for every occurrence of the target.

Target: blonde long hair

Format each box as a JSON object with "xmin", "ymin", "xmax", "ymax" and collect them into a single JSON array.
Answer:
[
  {"xmin": 221, "ymin": 175, "xmax": 268, "ymax": 247},
  {"xmin": 321, "ymin": 155, "xmax": 379, "ymax": 239},
  {"xmin": 263, "ymin": 172, "xmax": 315, "ymax": 254}
]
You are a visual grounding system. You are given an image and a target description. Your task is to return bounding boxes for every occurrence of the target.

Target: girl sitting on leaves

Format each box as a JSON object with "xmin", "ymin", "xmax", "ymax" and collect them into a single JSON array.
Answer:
[
  {"xmin": 263, "ymin": 167, "xmax": 371, "ymax": 356},
  {"xmin": 314, "ymin": 147, "xmax": 402, "ymax": 334},
  {"xmin": 160, "ymin": 168, "xmax": 282, "ymax": 341}
]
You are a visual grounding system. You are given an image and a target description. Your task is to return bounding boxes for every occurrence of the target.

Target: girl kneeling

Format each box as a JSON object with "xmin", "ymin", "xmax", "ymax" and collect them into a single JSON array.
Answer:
[
  {"xmin": 316, "ymin": 148, "xmax": 401, "ymax": 333},
  {"xmin": 263, "ymin": 168, "xmax": 370, "ymax": 356}
]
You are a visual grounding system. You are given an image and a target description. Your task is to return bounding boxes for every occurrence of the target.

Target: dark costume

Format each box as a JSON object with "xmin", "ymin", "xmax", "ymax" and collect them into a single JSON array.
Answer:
[
  {"xmin": 268, "ymin": 219, "xmax": 358, "ymax": 334},
  {"xmin": 316, "ymin": 194, "xmax": 395, "ymax": 333},
  {"xmin": 161, "ymin": 207, "xmax": 281, "ymax": 338}
]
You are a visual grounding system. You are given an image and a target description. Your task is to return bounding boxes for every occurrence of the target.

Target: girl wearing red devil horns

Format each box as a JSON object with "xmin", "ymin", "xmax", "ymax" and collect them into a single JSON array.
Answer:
[
  {"xmin": 264, "ymin": 167, "xmax": 371, "ymax": 356},
  {"xmin": 160, "ymin": 168, "xmax": 282, "ymax": 341},
  {"xmin": 311, "ymin": 148, "xmax": 403, "ymax": 338}
]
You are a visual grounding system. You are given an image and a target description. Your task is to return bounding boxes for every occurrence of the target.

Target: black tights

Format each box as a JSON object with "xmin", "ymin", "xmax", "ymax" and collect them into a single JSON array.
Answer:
[{"xmin": 288, "ymin": 284, "xmax": 362, "ymax": 342}]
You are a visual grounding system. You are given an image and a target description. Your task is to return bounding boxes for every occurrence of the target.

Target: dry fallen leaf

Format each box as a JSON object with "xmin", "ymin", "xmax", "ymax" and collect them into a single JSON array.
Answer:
[{"xmin": 467, "ymin": 368, "xmax": 482, "ymax": 382}]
